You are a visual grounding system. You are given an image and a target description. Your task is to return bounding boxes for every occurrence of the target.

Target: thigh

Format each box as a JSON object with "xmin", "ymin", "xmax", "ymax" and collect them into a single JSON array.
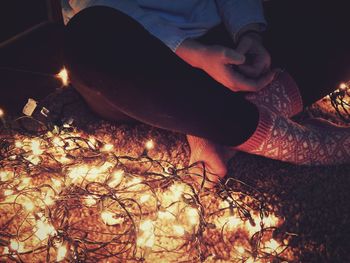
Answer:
[
  {"xmin": 264, "ymin": 0, "xmax": 350, "ymax": 105},
  {"xmin": 64, "ymin": 6, "xmax": 259, "ymax": 146}
]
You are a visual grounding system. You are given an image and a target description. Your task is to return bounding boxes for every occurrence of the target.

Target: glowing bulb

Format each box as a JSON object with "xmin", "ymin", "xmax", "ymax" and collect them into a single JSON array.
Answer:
[
  {"xmin": 84, "ymin": 195, "xmax": 97, "ymax": 206},
  {"xmin": 43, "ymin": 195, "xmax": 55, "ymax": 206},
  {"xmin": 236, "ymin": 246, "xmax": 245, "ymax": 254},
  {"xmin": 31, "ymin": 140, "xmax": 43, "ymax": 155},
  {"xmin": 10, "ymin": 240, "xmax": 24, "ymax": 252},
  {"xmin": 53, "ymin": 137, "xmax": 64, "ymax": 147},
  {"xmin": 108, "ymin": 170, "xmax": 124, "ymax": 187},
  {"xmin": 56, "ymin": 244, "xmax": 67, "ymax": 261},
  {"xmin": 51, "ymin": 178, "xmax": 62, "ymax": 191},
  {"xmin": 158, "ymin": 211, "xmax": 175, "ymax": 220},
  {"xmin": 0, "ymin": 171, "xmax": 11, "ymax": 181},
  {"xmin": 139, "ymin": 194, "xmax": 151, "ymax": 203},
  {"xmin": 186, "ymin": 207, "xmax": 199, "ymax": 226},
  {"xmin": 15, "ymin": 140, "xmax": 23, "ymax": 148},
  {"xmin": 0, "ymin": 108, "xmax": 4, "ymax": 118},
  {"xmin": 102, "ymin": 143, "xmax": 114, "ymax": 152},
  {"xmin": 227, "ymin": 216, "xmax": 240, "ymax": 229},
  {"xmin": 340, "ymin": 83, "xmax": 348, "ymax": 90},
  {"xmin": 145, "ymin": 140, "xmax": 154, "ymax": 150},
  {"xmin": 23, "ymin": 200, "xmax": 35, "ymax": 211},
  {"xmin": 35, "ymin": 218, "xmax": 56, "ymax": 241},
  {"xmin": 169, "ymin": 183, "xmax": 185, "ymax": 201},
  {"xmin": 4, "ymin": 189, "xmax": 13, "ymax": 196},
  {"xmin": 57, "ymin": 67, "xmax": 69, "ymax": 86},
  {"xmin": 138, "ymin": 220, "xmax": 155, "ymax": 248},
  {"xmin": 140, "ymin": 220, "xmax": 154, "ymax": 232},
  {"xmin": 101, "ymin": 211, "xmax": 124, "ymax": 225},
  {"xmin": 264, "ymin": 238, "xmax": 280, "ymax": 252},
  {"xmin": 173, "ymin": 225, "xmax": 185, "ymax": 236}
]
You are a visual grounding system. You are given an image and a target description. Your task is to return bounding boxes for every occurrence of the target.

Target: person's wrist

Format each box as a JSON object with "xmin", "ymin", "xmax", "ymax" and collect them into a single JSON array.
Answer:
[
  {"xmin": 176, "ymin": 39, "xmax": 207, "ymax": 69},
  {"xmin": 238, "ymin": 30, "xmax": 263, "ymax": 44},
  {"xmin": 234, "ymin": 23, "xmax": 264, "ymax": 44}
]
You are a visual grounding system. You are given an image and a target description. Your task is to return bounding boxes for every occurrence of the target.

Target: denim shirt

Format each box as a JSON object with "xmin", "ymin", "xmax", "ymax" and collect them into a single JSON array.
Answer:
[{"xmin": 61, "ymin": 0, "xmax": 266, "ymax": 52}]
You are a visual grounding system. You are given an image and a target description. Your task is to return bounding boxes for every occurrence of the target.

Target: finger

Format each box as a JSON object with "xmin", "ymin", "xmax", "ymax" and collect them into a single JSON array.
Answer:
[
  {"xmin": 236, "ymin": 37, "xmax": 253, "ymax": 55},
  {"xmin": 223, "ymin": 48, "xmax": 246, "ymax": 65},
  {"xmin": 238, "ymin": 64, "xmax": 262, "ymax": 78},
  {"xmin": 239, "ymin": 53, "xmax": 271, "ymax": 78}
]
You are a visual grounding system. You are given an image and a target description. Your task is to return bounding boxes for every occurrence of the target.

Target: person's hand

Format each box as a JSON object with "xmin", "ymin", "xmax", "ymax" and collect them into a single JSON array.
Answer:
[
  {"xmin": 236, "ymin": 32, "xmax": 272, "ymax": 78},
  {"xmin": 176, "ymin": 39, "xmax": 275, "ymax": 92}
]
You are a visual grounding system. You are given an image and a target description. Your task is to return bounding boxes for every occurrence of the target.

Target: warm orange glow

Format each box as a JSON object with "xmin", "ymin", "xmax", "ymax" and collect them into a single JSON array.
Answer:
[
  {"xmin": 145, "ymin": 139, "xmax": 154, "ymax": 150},
  {"xmin": 101, "ymin": 211, "xmax": 124, "ymax": 225},
  {"xmin": 56, "ymin": 244, "xmax": 67, "ymax": 261},
  {"xmin": 56, "ymin": 67, "xmax": 69, "ymax": 86},
  {"xmin": 0, "ymin": 128, "xmax": 293, "ymax": 262},
  {"xmin": 340, "ymin": 82, "xmax": 348, "ymax": 90}
]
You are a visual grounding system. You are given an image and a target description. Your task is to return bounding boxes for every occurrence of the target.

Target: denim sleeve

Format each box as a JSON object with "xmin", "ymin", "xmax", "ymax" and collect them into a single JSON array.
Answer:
[
  {"xmin": 215, "ymin": 0, "xmax": 267, "ymax": 39},
  {"xmin": 64, "ymin": 0, "xmax": 188, "ymax": 52}
]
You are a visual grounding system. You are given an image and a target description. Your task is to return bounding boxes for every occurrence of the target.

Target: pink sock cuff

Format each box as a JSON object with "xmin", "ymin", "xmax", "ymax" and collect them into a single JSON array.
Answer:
[
  {"xmin": 279, "ymin": 71, "xmax": 304, "ymax": 116},
  {"xmin": 235, "ymin": 108, "xmax": 274, "ymax": 152}
]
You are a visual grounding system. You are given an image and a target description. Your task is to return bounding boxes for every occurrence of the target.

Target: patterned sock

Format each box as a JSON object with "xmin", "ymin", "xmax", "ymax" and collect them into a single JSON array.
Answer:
[
  {"xmin": 235, "ymin": 107, "xmax": 350, "ymax": 166},
  {"xmin": 245, "ymin": 70, "xmax": 303, "ymax": 118}
]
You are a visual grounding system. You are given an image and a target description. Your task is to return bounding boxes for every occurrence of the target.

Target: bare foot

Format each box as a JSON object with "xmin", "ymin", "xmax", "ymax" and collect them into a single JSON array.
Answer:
[{"xmin": 186, "ymin": 135, "xmax": 237, "ymax": 188}]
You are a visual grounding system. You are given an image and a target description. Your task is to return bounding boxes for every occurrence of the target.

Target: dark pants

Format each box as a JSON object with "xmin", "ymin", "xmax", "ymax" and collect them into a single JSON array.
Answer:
[{"xmin": 63, "ymin": 0, "xmax": 350, "ymax": 146}]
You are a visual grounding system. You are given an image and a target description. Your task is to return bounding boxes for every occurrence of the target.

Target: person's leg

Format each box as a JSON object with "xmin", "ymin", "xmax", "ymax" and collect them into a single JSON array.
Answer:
[
  {"xmin": 264, "ymin": 0, "xmax": 350, "ymax": 106},
  {"xmin": 63, "ymin": 6, "xmax": 259, "ymax": 147}
]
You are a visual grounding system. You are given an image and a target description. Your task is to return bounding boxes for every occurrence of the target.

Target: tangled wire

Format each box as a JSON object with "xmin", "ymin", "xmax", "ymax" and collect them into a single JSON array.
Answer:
[{"xmin": 0, "ymin": 116, "xmax": 294, "ymax": 262}]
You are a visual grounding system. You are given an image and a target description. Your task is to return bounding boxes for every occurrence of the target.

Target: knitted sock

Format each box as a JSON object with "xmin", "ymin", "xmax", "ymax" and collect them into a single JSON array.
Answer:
[
  {"xmin": 235, "ymin": 107, "xmax": 350, "ymax": 166},
  {"xmin": 187, "ymin": 135, "xmax": 237, "ymax": 186},
  {"xmin": 245, "ymin": 70, "xmax": 303, "ymax": 118}
]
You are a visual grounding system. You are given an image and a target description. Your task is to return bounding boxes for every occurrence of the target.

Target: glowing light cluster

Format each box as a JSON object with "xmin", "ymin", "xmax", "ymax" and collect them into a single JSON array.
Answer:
[
  {"xmin": 56, "ymin": 67, "xmax": 69, "ymax": 87},
  {"xmin": 0, "ymin": 125, "xmax": 294, "ymax": 262}
]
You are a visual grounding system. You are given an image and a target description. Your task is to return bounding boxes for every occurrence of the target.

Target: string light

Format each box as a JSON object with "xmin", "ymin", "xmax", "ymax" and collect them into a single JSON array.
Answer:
[
  {"xmin": 329, "ymin": 80, "xmax": 350, "ymax": 122},
  {"xmin": 56, "ymin": 244, "xmax": 68, "ymax": 262},
  {"xmin": 145, "ymin": 139, "xmax": 154, "ymax": 150},
  {"xmin": 0, "ymin": 107, "xmax": 5, "ymax": 126},
  {"xmin": 56, "ymin": 67, "xmax": 69, "ymax": 87},
  {"xmin": 0, "ymin": 117, "xmax": 295, "ymax": 262}
]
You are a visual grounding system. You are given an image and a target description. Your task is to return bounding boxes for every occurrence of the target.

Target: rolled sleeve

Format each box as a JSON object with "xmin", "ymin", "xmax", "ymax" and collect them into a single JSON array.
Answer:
[{"xmin": 216, "ymin": 0, "xmax": 267, "ymax": 39}]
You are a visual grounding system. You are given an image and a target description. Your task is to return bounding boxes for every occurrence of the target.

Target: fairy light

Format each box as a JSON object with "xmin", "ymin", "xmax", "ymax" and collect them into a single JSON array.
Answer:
[
  {"xmin": 0, "ymin": 120, "xmax": 294, "ymax": 262},
  {"xmin": 56, "ymin": 244, "xmax": 67, "ymax": 262},
  {"xmin": 31, "ymin": 139, "xmax": 43, "ymax": 155},
  {"xmin": 23, "ymin": 200, "xmax": 35, "ymax": 212},
  {"xmin": 139, "ymin": 194, "xmax": 151, "ymax": 203},
  {"xmin": 102, "ymin": 143, "xmax": 114, "ymax": 152},
  {"xmin": 145, "ymin": 139, "xmax": 154, "ymax": 150},
  {"xmin": 35, "ymin": 218, "xmax": 56, "ymax": 241},
  {"xmin": 0, "ymin": 107, "xmax": 5, "ymax": 126},
  {"xmin": 339, "ymin": 82, "xmax": 348, "ymax": 91},
  {"xmin": 84, "ymin": 195, "xmax": 97, "ymax": 206},
  {"xmin": 186, "ymin": 207, "xmax": 199, "ymax": 226},
  {"xmin": 4, "ymin": 189, "xmax": 14, "ymax": 196},
  {"xmin": 138, "ymin": 220, "xmax": 155, "ymax": 248},
  {"xmin": 173, "ymin": 225, "xmax": 185, "ymax": 236},
  {"xmin": 101, "ymin": 211, "xmax": 124, "ymax": 225},
  {"xmin": 10, "ymin": 240, "xmax": 24, "ymax": 252},
  {"xmin": 107, "ymin": 169, "xmax": 124, "ymax": 187},
  {"xmin": 329, "ymin": 80, "xmax": 350, "ymax": 122},
  {"xmin": 56, "ymin": 67, "xmax": 69, "ymax": 87}
]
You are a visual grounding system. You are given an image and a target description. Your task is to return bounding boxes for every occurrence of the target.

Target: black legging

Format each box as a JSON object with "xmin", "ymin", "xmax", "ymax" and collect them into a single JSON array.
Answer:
[{"xmin": 63, "ymin": 0, "xmax": 350, "ymax": 147}]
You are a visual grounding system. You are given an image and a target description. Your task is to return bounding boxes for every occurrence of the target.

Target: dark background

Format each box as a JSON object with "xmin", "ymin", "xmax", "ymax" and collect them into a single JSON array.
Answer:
[{"xmin": 0, "ymin": 0, "xmax": 64, "ymax": 115}]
